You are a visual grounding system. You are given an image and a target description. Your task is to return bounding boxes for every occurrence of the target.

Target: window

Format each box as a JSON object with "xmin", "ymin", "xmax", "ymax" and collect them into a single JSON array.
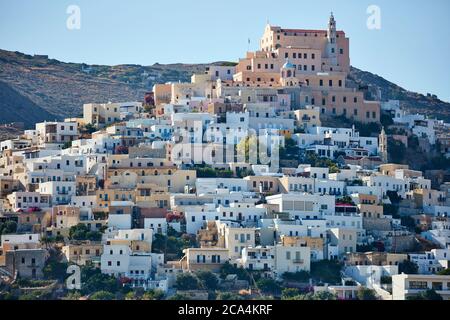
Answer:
[
  {"xmin": 409, "ymin": 281, "xmax": 428, "ymax": 289},
  {"xmin": 286, "ymin": 251, "xmax": 291, "ymax": 260}
]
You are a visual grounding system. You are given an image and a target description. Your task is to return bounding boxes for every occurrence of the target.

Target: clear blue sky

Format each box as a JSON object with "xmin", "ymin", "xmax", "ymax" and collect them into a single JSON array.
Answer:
[{"xmin": 1, "ymin": 0, "xmax": 449, "ymax": 102}]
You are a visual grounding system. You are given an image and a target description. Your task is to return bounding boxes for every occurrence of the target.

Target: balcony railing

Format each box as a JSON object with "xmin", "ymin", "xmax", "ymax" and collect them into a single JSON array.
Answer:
[{"xmin": 292, "ymin": 259, "xmax": 304, "ymax": 264}]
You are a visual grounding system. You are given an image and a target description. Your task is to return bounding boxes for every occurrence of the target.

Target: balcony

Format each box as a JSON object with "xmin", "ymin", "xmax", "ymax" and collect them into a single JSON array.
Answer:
[{"xmin": 292, "ymin": 259, "xmax": 304, "ymax": 264}]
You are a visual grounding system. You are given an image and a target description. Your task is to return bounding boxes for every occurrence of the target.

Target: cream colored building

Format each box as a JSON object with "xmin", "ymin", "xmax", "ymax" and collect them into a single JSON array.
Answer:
[
  {"xmin": 217, "ymin": 222, "xmax": 257, "ymax": 259},
  {"xmin": 181, "ymin": 247, "xmax": 229, "ymax": 272},
  {"xmin": 62, "ymin": 241, "xmax": 103, "ymax": 266},
  {"xmin": 392, "ymin": 274, "xmax": 450, "ymax": 300},
  {"xmin": 328, "ymin": 228, "xmax": 357, "ymax": 258},
  {"xmin": 83, "ymin": 103, "xmax": 121, "ymax": 127},
  {"xmin": 274, "ymin": 243, "xmax": 311, "ymax": 277}
]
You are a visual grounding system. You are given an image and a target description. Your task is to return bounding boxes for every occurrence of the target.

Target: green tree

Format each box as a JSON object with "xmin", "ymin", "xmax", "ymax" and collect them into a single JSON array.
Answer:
[
  {"xmin": 437, "ymin": 268, "xmax": 450, "ymax": 276},
  {"xmin": 399, "ymin": 260, "xmax": 418, "ymax": 275},
  {"xmin": 401, "ymin": 216, "xmax": 417, "ymax": 231},
  {"xmin": 279, "ymin": 138, "xmax": 300, "ymax": 161},
  {"xmin": 142, "ymin": 289, "xmax": 165, "ymax": 300},
  {"xmin": 152, "ymin": 233, "xmax": 197, "ymax": 258},
  {"xmin": 69, "ymin": 224, "xmax": 102, "ymax": 241},
  {"xmin": 83, "ymin": 124, "xmax": 97, "ymax": 134},
  {"xmin": 388, "ymin": 139, "xmax": 406, "ymax": 164},
  {"xmin": 256, "ymin": 278, "xmax": 281, "ymax": 295},
  {"xmin": 43, "ymin": 259, "xmax": 69, "ymax": 282},
  {"xmin": 85, "ymin": 231, "xmax": 102, "ymax": 241},
  {"xmin": 357, "ymin": 287, "xmax": 377, "ymax": 300},
  {"xmin": 176, "ymin": 273, "xmax": 200, "ymax": 291},
  {"xmin": 282, "ymin": 271, "xmax": 311, "ymax": 283},
  {"xmin": 311, "ymin": 260, "xmax": 343, "ymax": 284},
  {"xmin": 354, "ymin": 121, "xmax": 381, "ymax": 137},
  {"xmin": 196, "ymin": 271, "xmax": 219, "ymax": 290},
  {"xmin": 219, "ymin": 262, "xmax": 250, "ymax": 281},
  {"xmin": 0, "ymin": 221, "xmax": 17, "ymax": 235},
  {"xmin": 81, "ymin": 267, "xmax": 121, "ymax": 295}
]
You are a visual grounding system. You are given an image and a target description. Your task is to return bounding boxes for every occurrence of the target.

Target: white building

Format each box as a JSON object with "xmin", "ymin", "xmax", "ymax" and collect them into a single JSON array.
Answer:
[
  {"xmin": 409, "ymin": 249, "xmax": 450, "ymax": 274},
  {"xmin": 392, "ymin": 274, "xmax": 450, "ymax": 300},
  {"xmin": 266, "ymin": 193, "xmax": 335, "ymax": 220}
]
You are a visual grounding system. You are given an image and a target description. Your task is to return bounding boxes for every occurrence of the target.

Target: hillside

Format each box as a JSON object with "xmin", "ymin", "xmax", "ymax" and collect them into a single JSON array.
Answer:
[
  {"xmin": 349, "ymin": 67, "xmax": 450, "ymax": 122},
  {"xmin": 0, "ymin": 49, "xmax": 212, "ymax": 128},
  {"xmin": 0, "ymin": 49, "xmax": 449, "ymax": 128},
  {"xmin": 0, "ymin": 80, "xmax": 56, "ymax": 127}
]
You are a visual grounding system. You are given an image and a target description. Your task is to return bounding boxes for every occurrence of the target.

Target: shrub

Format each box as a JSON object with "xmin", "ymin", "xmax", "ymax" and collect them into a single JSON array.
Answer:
[
  {"xmin": 216, "ymin": 292, "xmax": 244, "ymax": 300},
  {"xmin": 281, "ymin": 288, "xmax": 301, "ymax": 300},
  {"xmin": 90, "ymin": 291, "xmax": 115, "ymax": 300}
]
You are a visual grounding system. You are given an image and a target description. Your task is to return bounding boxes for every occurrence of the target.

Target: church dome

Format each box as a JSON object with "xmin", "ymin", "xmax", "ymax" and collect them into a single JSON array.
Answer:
[{"xmin": 282, "ymin": 59, "xmax": 295, "ymax": 69}]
